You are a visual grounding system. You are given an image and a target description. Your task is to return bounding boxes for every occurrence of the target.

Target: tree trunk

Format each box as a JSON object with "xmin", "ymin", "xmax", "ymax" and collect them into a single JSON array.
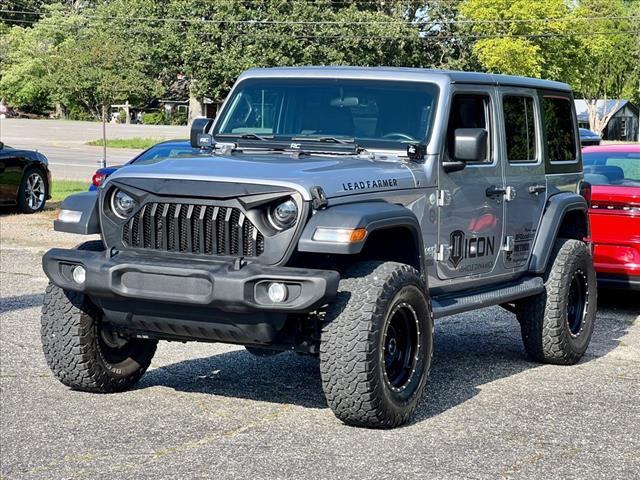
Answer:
[{"xmin": 188, "ymin": 94, "xmax": 204, "ymax": 125}]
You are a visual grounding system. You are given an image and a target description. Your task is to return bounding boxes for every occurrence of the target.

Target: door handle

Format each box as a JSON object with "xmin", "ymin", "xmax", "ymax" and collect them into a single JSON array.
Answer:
[
  {"xmin": 486, "ymin": 185, "xmax": 506, "ymax": 198},
  {"xmin": 528, "ymin": 184, "xmax": 546, "ymax": 195}
]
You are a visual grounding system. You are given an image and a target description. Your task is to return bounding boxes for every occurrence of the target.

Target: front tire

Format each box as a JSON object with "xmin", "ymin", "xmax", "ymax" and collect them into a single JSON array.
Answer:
[
  {"xmin": 40, "ymin": 241, "xmax": 157, "ymax": 392},
  {"xmin": 517, "ymin": 239, "xmax": 597, "ymax": 365},
  {"xmin": 320, "ymin": 261, "xmax": 433, "ymax": 428},
  {"xmin": 18, "ymin": 168, "xmax": 48, "ymax": 213}
]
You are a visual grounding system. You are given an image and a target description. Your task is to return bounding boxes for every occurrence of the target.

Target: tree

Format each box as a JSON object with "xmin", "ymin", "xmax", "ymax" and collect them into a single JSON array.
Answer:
[
  {"xmin": 458, "ymin": 0, "xmax": 578, "ymax": 80},
  {"xmin": 572, "ymin": 0, "xmax": 639, "ymax": 134},
  {"xmin": 0, "ymin": 7, "xmax": 83, "ymax": 113},
  {"xmin": 169, "ymin": 0, "xmax": 426, "ymax": 118}
]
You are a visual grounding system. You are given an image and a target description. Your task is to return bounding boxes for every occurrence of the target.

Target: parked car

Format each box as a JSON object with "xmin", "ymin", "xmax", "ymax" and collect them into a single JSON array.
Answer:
[
  {"xmin": 90, "ymin": 139, "xmax": 204, "ymax": 190},
  {"xmin": 583, "ymin": 144, "xmax": 640, "ymax": 290},
  {"xmin": 45, "ymin": 67, "xmax": 596, "ymax": 429},
  {"xmin": 579, "ymin": 128, "xmax": 601, "ymax": 146},
  {"xmin": 0, "ymin": 142, "xmax": 51, "ymax": 213}
]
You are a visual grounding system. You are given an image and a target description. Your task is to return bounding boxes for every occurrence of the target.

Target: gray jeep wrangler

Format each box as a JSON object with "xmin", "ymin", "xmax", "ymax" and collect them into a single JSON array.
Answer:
[{"xmin": 42, "ymin": 67, "xmax": 597, "ymax": 428}]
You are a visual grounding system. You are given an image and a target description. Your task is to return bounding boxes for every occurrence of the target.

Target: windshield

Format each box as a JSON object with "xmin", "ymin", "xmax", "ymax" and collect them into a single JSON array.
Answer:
[
  {"xmin": 583, "ymin": 151, "xmax": 640, "ymax": 187},
  {"xmin": 214, "ymin": 78, "xmax": 438, "ymax": 149},
  {"xmin": 133, "ymin": 143, "xmax": 204, "ymax": 165}
]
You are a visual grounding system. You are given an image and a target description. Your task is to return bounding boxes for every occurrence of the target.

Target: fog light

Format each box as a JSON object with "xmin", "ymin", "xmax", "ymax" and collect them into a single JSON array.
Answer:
[
  {"xmin": 267, "ymin": 282, "xmax": 288, "ymax": 303},
  {"xmin": 72, "ymin": 265, "xmax": 86, "ymax": 284}
]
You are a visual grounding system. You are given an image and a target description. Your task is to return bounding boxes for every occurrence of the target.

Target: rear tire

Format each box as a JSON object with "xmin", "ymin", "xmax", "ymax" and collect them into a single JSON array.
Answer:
[
  {"xmin": 517, "ymin": 239, "xmax": 597, "ymax": 365},
  {"xmin": 40, "ymin": 241, "xmax": 157, "ymax": 392},
  {"xmin": 320, "ymin": 261, "xmax": 433, "ymax": 428}
]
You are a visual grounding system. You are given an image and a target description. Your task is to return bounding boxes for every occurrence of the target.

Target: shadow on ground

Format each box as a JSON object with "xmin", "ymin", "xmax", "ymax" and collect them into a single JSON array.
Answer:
[
  {"xmin": 139, "ymin": 289, "xmax": 634, "ymax": 421},
  {"xmin": 0, "ymin": 293, "xmax": 44, "ymax": 313}
]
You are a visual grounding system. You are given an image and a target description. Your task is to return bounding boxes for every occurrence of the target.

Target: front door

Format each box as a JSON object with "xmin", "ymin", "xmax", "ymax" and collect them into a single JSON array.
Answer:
[
  {"xmin": 498, "ymin": 90, "xmax": 547, "ymax": 270},
  {"xmin": 437, "ymin": 89, "xmax": 504, "ymax": 280}
]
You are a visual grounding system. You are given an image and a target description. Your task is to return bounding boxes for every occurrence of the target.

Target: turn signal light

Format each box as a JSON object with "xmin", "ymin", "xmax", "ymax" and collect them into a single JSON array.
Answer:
[{"xmin": 312, "ymin": 227, "xmax": 368, "ymax": 243}]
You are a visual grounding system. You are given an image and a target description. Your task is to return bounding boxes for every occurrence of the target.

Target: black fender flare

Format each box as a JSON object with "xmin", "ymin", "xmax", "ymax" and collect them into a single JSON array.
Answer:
[
  {"xmin": 298, "ymin": 200, "xmax": 426, "ymax": 268},
  {"xmin": 53, "ymin": 191, "xmax": 101, "ymax": 235},
  {"xmin": 529, "ymin": 192, "xmax": 589, "ymax": 274}
]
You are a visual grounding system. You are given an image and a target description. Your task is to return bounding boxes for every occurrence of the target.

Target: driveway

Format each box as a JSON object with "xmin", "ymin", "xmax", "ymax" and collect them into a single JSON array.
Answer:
[{"xmin": 1, "ymin": 209, "xmax": 639, "ymax": 479}]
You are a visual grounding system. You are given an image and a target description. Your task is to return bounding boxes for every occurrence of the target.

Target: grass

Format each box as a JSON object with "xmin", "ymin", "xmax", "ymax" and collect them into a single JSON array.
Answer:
[
  {"xmin": 50, "ymin": 179, "xmax": 87, "ymax": 202},
  {"xmin": 85, "ymin": 137, "xmax": 173, "ymax": 149}
]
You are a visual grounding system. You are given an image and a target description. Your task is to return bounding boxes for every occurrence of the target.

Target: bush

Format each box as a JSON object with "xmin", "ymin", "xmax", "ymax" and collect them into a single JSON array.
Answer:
[
  {"xmin": 68, "ymin": 106, "xmax": 94, "ymax": 121},
  {"xmin": 142, "ymin": 112, "xmax": 165, "ymax": 125},
  {"xmin": 170, "ymin": 112, "xmax": 188, "ymax": 125},
  {"xmin": 117, "ymin": 110, "xmax": 128, "ymax": 123}
]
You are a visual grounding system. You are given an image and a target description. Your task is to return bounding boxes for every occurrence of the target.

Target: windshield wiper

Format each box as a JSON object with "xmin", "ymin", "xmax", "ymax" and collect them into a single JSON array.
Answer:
[
  {"xmin": 292, "ymin": 136, "xmax": 355, "ymax": 145},
  {"xmin": 217, "ymin": 133, "xmax": 274, "ymax": 141}
]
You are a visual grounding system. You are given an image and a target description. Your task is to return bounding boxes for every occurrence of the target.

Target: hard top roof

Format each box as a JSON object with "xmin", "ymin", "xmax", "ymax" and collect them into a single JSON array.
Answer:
[{"xmin": 239, "ymin": 66, "xmax": 572, "ymax": 92}]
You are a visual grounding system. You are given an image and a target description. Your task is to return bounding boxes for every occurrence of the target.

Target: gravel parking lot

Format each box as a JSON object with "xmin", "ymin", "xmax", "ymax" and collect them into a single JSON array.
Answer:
[{"xmin": 1, "ymin": 208, "xmax": 639, "ymax": 480}]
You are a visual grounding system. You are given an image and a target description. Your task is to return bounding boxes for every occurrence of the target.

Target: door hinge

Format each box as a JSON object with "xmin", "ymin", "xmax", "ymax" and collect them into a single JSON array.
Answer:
[
  {"xmin": 437, "ymin": 190, "xmax": 452, "ymax": 207},
  {"xmin": 504, "ymin": 186, "xmax": 517, "ymax": 202},
  {"xmin": 436, "ymin": 244, "xmax": 451, "ymax": 261},
  {"xmin": 503, "ymin": 236, "xmax": 515, "ymax": 253}
]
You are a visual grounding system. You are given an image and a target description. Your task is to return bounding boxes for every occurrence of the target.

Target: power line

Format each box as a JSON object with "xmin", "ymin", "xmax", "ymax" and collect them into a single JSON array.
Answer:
[
  {"xmin": 1, "ymin": 9, "xmax": 638, "ymax": 26},
  {"xmin": 2, "ymin": 15, "xmax": 638, "ymax": 41}
]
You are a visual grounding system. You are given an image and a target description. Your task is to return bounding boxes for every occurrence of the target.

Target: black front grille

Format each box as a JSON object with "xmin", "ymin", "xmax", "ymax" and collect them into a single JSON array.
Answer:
[{"xmin": 122, "ymin": 203, "xmax": 265, "ymax": 257}]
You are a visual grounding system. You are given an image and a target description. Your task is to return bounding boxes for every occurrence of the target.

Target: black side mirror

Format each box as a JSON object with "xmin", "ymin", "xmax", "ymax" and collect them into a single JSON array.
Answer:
[
  {"xmin": 0, "ymin": 141, "xmax": 4, "ymax": 150},
  {"xmin": 454, "ymin": 128, "xmax": 487, "ymax": 162},
  {"xmin": 190, "ymin": 117, "xmax": 215, "ymax": 149}
]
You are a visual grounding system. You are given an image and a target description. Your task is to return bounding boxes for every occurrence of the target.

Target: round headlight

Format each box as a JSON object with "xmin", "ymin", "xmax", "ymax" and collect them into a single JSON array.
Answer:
[
  {"xmin": 110, "ymin": 190, "xmax": 137, "ymax": 219},
  {"xmin": 268, "ymin": 198, "xmax": 298, "ymax": 230}
]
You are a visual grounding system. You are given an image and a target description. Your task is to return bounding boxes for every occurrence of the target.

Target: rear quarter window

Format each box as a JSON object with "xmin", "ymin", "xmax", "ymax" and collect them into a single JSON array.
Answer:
[
  {"xmin": 541, "ymin": 94, "xmax": 581, "ymax": 174},
  {"xmin": 543, "ymin": 97, "xmax": 576, "ymax": 162}
]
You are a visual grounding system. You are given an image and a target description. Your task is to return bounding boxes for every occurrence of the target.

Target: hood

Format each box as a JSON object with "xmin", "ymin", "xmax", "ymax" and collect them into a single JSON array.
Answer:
[{"xmin": 106, "ymin": 152, "xmax": 417, "ymax": 200}]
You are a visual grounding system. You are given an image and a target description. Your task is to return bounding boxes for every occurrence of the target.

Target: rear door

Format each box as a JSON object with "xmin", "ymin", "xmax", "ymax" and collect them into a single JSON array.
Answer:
[
  {"xmin": 436, "ymin": 87, "xmax": 505, "ymax": 280},
  {"xmin": 499, "ymin": 89, "xmax": 546, "ymax": 270}
]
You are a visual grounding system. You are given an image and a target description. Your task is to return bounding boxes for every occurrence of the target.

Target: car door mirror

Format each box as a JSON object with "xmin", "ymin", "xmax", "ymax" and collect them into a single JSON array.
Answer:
[
  {"xmin": 190, "ymin": 117, "xmax": 215, "ymax": 149},
  {"xmin": 454, "ymin": 128, "xmax": 487, "ymax": 162}
]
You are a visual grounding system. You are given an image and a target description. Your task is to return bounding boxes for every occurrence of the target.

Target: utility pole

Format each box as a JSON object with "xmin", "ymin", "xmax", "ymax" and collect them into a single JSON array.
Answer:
[{"xmin": 101, "ymin": 104, "xmax": 107, "ymax": 168}]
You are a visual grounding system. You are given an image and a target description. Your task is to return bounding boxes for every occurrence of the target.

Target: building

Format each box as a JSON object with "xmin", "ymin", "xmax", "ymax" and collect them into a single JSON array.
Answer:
[{"xmin": 574, "ymin": 99, "xmax": 639, "ymax": 142}]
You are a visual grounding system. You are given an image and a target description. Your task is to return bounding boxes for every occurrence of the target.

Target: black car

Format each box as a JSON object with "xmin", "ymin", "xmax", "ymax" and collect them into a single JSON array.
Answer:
[{"xmin": 0, "ymin": 142, "xmax": 51, "ymax": 213}]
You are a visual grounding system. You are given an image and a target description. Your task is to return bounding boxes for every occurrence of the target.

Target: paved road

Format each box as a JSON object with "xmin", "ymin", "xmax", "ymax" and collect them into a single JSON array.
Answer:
[
  {"xmin": 1, "ymin": 213, "xmax": 638, "ymax": 479},
  {"xmin": 1, "ymin": 118, "xmax": 188, "ymax": 180}
]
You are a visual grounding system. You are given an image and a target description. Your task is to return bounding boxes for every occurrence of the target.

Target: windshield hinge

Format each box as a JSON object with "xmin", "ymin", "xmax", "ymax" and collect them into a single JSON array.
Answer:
[
  {"xmin": 437, "ymin": 190, "xmax": 452, "ymax": 207},
  {"xmin": 310, "ymin": 186, "xmax": 328, "ymax": 210},
  {"xmin": 436, "ymin": 244, "xmax": 451, "ymax": 261}
]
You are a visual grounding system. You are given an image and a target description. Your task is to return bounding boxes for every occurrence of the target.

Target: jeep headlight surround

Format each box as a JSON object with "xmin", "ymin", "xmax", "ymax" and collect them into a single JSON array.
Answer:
[
  {"xmin": 110, "ymin": 189, "xmax": 137, "ymax": 219},
  {"xmin": 268, "ymin": 198, "xmax": 298, "ymax": 230}
]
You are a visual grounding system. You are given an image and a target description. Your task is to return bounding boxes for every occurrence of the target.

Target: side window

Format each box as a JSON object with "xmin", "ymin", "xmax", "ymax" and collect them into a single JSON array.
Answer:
[
  {"xmin": 446, "ymin": 94, "xmax": 491, "ymax": 163},
  {"xmin": 503, "ymin": 95, "xmax": 537, "ymax": 162},
  {"xmin": 543, "ymin": 97, "xmax": 577, "ymax": 162}
]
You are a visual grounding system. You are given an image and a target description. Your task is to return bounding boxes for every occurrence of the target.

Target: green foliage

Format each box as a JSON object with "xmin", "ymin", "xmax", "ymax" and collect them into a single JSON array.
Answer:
[
  {"xmin": 50, "ymin": 179, "xmax": 87, "ymax": 202},
  {"xmin": 459, "ymin": 0, "xmax": 578, "ymax": 81},
  {"xmin": 173, "ymin": 0, "xmax": 426, "ymax": 102},
  {"xmin": 170, "ymin": 112, "xmax": 188, "ymax": 126},
  {"xmin": 142, "ymin": 112, "xmax": 165, "ymax": 125},
  {"xmin": 571, "ymin": 0, "xmax": 638, "ymax": 102},
  {"xmin": 0, "ymin": 7, "xmax": 84, "ymax": 112}
]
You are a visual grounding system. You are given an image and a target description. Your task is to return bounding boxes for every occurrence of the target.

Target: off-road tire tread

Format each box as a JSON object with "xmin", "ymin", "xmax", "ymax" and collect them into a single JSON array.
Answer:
[
  {"xmin": 41, "ymin": 241, "xmax": 157, "ymax": 392},
  {"xmin": 518, "ymin": 239, "xmax": 596, "ymax": 365},
  {"xmin": 320, "ymin": 261, "xmax": 433, "ymax": 428}
]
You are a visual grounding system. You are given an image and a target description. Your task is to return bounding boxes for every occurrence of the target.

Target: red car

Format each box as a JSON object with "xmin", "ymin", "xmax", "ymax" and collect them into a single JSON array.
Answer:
[{"xmin": 583, "ymin": 144, "xmax": 640, "ymax": 290}]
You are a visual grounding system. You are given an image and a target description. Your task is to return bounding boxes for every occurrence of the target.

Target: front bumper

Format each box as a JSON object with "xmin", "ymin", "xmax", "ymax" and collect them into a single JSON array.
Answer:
[{"xmin": 42, "ymin": 248, "xmax": 339, "ymax": 314}]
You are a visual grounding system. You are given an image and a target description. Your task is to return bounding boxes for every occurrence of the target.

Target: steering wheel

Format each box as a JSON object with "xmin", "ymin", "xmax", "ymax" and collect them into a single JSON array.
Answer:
[{"xmin": 381, "ymin": 132, "xmax": 416, "ymax": 141}]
